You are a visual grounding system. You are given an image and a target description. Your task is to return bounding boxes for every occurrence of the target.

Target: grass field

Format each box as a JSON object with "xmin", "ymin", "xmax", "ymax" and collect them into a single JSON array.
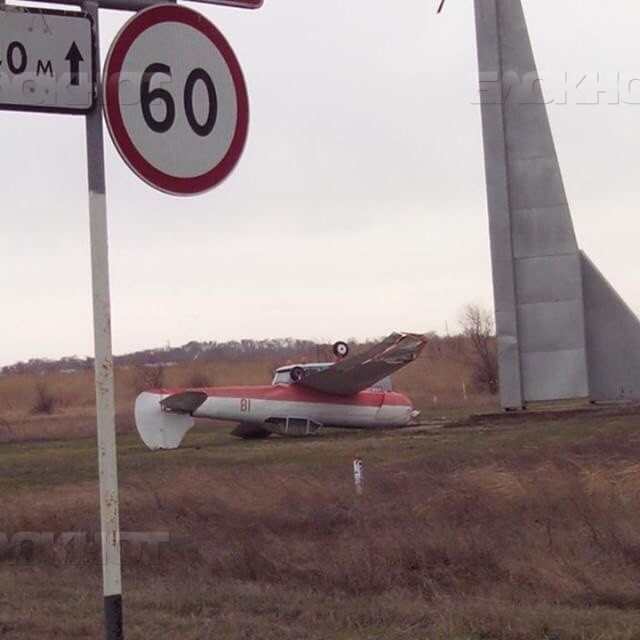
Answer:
[
  {"xmin": 3, "ymin": 406, "xmax": 640, "ymax": 639},
  {"xmin": 0, "ymin": 336, "xmax": 491, "ymax": 419}
]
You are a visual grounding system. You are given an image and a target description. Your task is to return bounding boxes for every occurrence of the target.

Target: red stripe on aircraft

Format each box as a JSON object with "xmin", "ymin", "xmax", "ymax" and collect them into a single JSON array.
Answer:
[{"xmin": 151, "ymin": 385, "xmax": 411, "ymax": 407}]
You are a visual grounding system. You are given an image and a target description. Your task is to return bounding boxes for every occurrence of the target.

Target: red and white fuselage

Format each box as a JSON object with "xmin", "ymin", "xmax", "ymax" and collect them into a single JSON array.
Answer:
[
  {"xmin": 135, "ymin": 383, "xmax": 416, "ymax": 449},
  {"xmin": 189, "ymin": 384, "xmax": 414, "ymax": 428}
]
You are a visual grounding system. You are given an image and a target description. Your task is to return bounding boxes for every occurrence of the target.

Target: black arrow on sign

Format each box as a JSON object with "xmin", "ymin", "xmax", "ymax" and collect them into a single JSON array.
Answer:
[{"xmin": 65, "ymin": 42, "xmax": 83, "ymax": 86}]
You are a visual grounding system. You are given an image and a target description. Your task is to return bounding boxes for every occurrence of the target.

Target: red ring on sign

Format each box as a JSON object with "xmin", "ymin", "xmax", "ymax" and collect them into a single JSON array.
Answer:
[{"xmin": 103, "ymin": 4, "xmax": 249, "ymax": 196}]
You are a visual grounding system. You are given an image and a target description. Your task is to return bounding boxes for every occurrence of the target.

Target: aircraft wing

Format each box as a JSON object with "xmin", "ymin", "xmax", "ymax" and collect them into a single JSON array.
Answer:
[{"xmin": 299, "ymin": 332, "xmax": 427, "ymax": 396}]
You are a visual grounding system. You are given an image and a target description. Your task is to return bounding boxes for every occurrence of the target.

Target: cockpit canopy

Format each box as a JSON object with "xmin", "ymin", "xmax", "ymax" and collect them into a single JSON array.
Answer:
[{"xmin": 272, "ymin": 363, "xmax": 392, "ymax": 391}]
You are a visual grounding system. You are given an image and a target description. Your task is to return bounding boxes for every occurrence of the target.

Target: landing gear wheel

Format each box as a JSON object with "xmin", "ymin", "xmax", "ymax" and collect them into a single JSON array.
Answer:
[
  {"xmin": 332, "ymin": 341, "xmax": 349, "ymax": 359},
  {"xmin": 231, "ymin": 423, "xmax": 272, "ymax": 439}
]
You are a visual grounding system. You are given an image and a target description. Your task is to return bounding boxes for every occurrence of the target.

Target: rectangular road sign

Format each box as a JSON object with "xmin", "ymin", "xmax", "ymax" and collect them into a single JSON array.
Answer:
[
  {"xmin": 195, "ymin": 0, "xmax": 263, "ymax": 8},
  {"xmin": 0, "ymin": 7, "xmax": 94, "ymax": 113}
]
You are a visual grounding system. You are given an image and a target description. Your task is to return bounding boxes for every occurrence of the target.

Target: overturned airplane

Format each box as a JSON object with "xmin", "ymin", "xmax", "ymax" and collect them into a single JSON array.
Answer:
[{"xmin": 134, "ymin": 333, "xmax": 427, "ymax": 450}]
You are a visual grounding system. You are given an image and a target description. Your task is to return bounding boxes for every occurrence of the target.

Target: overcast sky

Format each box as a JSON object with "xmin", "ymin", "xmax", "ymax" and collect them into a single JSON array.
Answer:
[{"xmin": 2, "ymin": 0, "xmax": 640, "ymax": 366}]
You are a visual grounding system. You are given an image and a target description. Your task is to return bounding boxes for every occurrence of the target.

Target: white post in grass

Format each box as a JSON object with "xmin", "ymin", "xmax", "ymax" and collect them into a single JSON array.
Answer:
[{"xmin": 353, "ymin": 456, "xmax": 364, "ymax": 495}]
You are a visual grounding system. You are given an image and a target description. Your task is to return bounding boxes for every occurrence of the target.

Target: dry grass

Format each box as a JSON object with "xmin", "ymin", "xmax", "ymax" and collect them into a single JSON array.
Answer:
[
  {"xmin": 2, "ymin": 413, "xmax": 640, "ymax": 638},
  {"xmin": 0, "ymin": 342, "xmax": 498, "ymax": 445},
  {"xmin": 0, "ymin": 357, "xmax": 321, "ymax": 416}
]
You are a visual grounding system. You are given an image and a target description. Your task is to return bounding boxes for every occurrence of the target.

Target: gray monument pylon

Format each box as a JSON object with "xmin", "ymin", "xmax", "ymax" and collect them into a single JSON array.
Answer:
[{"xmin": 474, "ymin": 0, "xmax": 640, "ymax": 408}]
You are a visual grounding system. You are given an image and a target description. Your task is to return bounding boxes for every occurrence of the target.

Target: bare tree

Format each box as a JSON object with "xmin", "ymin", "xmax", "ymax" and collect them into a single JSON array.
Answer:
[
  {"xmin": 459, "ymin": 304, "xmax": 499, "ymax": 395},
  {"xmin": 32, "ymin": 381, "xmax": 57, "ymax": 414}
]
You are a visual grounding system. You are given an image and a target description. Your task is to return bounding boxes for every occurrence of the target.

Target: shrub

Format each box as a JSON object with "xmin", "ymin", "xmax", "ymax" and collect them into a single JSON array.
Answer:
[
  {"xmin": 31, "ymin": 382, "xmax": 56, "ymax": 415},
  {"xmin": 184, "ymin": 369, "xmax": 213, "ymax": 388},
  {"xmin": 133, "ymin": 365, "xmax": 166, "ymax": 394}
]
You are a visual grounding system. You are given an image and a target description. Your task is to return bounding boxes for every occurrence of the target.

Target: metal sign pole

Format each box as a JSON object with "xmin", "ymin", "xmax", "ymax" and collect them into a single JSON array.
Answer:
[{"xmin": 82, "ymin": 1, "xmax": 123, "ymax": 638}]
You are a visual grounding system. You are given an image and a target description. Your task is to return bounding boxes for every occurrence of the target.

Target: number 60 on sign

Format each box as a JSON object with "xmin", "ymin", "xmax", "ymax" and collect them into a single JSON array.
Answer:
[{"xmin": 103, "ymin": 5, "xmax": 249, "ymax": 196}]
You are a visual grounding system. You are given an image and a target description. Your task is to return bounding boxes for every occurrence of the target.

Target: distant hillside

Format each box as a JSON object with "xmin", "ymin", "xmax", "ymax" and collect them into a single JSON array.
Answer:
[{"xmin": 1, "ymin": 337, "xmax": 384, "ymax": 376}]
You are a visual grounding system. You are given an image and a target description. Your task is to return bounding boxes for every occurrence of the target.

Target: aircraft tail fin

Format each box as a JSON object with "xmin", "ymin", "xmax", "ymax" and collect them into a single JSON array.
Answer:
[{"xmin": 134, "ymin": 391, "xmax": 196, "ymax": 450}]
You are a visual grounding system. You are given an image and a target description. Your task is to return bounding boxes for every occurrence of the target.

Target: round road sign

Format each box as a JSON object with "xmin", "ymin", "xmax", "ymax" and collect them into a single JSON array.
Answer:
[{"xmin": 103, "ymin": 4, "xmax": 249, "ymax": 196}]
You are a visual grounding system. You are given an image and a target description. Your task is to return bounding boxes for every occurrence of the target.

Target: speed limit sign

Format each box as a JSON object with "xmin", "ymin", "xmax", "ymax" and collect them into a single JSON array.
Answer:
[{"xmin": 103, "ymin": 4, "xmax": 249, "ymax": 196}]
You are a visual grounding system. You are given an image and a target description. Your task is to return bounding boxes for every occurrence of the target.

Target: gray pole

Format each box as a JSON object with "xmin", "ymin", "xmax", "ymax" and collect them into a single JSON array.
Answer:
[
  {"xmin": 473, "ymin": 0, "xmax": 524, "ymax": 410},
  {"xmin": 82, "ymin": 1, "xmax": 124, "ymax": 638}
]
